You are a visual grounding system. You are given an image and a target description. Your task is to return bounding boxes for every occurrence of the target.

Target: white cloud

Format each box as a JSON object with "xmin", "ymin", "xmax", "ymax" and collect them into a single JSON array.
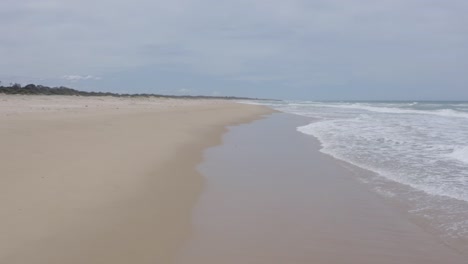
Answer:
[
  {"xmin": 62, "ymin": 75, "xmax": 101, "ymax": 81},
  {"xmin": 177, "ymin": 88, "xmax": 190, "ymax": 94}
]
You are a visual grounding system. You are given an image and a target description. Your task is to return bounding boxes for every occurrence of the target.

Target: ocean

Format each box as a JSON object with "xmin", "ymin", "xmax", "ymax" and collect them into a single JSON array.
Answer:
[{"xmin": 251, "ymin": 100, "xmax": 468, "ymax": 247}]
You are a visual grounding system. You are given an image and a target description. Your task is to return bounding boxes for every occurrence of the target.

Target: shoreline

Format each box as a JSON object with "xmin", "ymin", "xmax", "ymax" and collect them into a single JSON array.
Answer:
[
  {"xmin": 253, "ymin": 100, "xmax": 468, "ymax": 254},
  {"xmin": 297, "ymin": 116, "xmax": 468, "ymax": 255},
  {"xmin": 0, "ymin": 95, "xmax": 273, "ymax": 263},
  {"xmin": 176, "ymin": 113, "xmax": 467, "ymax": 264}
]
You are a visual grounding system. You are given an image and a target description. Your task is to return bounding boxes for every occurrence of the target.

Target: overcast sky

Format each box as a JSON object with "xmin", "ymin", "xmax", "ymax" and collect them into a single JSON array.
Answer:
[{"xmin": 1, "ymin": 0, "xmax": 467, "ymax": 100}]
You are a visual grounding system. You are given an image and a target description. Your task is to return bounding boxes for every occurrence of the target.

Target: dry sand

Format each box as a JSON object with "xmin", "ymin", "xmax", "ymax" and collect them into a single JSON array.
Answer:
[{"xmin": 0, "ymin": 95, "xmax": 273, "ymax": 264}]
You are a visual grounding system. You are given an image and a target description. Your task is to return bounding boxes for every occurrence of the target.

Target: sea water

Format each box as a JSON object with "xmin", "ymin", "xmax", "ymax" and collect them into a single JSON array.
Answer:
[{"xmin": 252, "ymin": 100, "xmax": 468, "ymax": 245}]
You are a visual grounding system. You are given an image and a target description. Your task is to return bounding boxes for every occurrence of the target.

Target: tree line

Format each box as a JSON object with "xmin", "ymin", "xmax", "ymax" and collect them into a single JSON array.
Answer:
[{"xmin": 0, "ymin": 81, "xmax": 262, "ymax": 100}]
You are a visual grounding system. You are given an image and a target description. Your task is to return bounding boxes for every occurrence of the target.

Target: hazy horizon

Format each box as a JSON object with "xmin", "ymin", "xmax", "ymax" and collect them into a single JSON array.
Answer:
[{"xmin": 1, "ymin": 0, "xmax": 467, "ymax": 100}]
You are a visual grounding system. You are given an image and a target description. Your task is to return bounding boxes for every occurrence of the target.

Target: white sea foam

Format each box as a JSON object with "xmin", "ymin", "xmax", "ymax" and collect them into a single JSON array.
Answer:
[
  {"xmin": 304, "ymin": 102, "xmax": 468, "ymax": 119},
  {"xmin": 297, "ymin": 118, "xmax": 468, "ymax": 202},
  {"xmin": 271, "ymin": 101, "xmax": 468, "ymax": 201},
  {"xmin": 446, "ymin": 146, "xmax": 468, "ymax": 164},
  {"xmin": 278, "ymin": 100, "xmax": 468, "ymax": 242}
]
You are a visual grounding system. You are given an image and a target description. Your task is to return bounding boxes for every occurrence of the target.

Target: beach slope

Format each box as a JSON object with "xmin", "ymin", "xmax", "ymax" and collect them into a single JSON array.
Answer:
[{"xmin": 0, "ymin": 95, "xmax": 272, "ymax": 264}]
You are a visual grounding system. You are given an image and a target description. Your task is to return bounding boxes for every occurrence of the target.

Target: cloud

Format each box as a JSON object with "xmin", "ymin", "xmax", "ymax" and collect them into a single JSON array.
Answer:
[
  {"xmin": 62, "ymin": 75, "xmax": 101, "ymax": 81},
  {"xmin": 1, "ymin": 0, "xmax": 468, "ymax": 99},
  {"xmin": 177, "ymin": 88, "xmax": 190, "ymax": 94}
]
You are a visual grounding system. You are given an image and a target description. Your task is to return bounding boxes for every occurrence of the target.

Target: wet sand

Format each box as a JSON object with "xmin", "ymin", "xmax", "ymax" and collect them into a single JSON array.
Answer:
[
  {"xmin": 176, "ymin": 113, "xmax": 467, "ymax": 264},
  {"xmin": 0, "ymin": 95, "xmax": 272, "ymax": 264}
]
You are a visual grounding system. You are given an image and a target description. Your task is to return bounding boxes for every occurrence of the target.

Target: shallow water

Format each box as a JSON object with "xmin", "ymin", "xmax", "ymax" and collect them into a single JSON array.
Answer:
[{"xmin": 255, "ymin": 100, "xmax": 468, "ymax": 250}]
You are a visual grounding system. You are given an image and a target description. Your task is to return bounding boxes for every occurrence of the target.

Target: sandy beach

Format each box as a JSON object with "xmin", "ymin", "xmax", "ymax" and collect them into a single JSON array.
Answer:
[
  {"xmin": 2, "ymin": 95, "xmax": 467, "ymax": 264},
  {"xmin": 0, "ymin": 95, "xmax": 272, "ymax": 264},
  {"xmin": 2, "ymin": 0, "xmax": 467, "ymax": 263}
]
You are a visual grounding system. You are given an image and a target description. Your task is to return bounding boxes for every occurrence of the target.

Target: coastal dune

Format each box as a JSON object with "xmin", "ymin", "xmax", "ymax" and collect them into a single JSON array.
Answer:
[{"xmin": 0, "ymin": 95, "xmax": 272, "ymax": 264}]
